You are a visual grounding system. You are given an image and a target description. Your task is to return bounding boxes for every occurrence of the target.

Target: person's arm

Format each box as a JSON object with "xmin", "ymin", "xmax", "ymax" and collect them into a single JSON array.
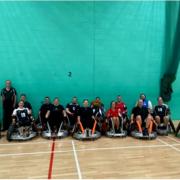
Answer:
[
  {"xmin": 1, "ymin": 89, "xmax": 5, "ymax": 103},
  {"xmin": 130, "ymin": 114, "xmax": 134, "ymax": 124},
  {"xmin": 130, "ymin": 108, "xmax": 135, "ymax": 123},
  {"xmin": 77, "ymin": 115, "xmax": 81, "ymax": 124},
  {"xmin": 66, "ymin": 108, "xmax": 73, "ymax": 115},
  {"xmin": 62, "ymin": 110, "xmax": 67, "ymax": 117},
  {"xmin": 45, "ymin": 110, "xmax": 50, "ymax": 119},
  {"xmin": 13, "ymin": 88, "xmax": 17, "ymax": 108},
  {"xmin": 12, "ymin": 109, "xmax": 17, "ymax": 124}
]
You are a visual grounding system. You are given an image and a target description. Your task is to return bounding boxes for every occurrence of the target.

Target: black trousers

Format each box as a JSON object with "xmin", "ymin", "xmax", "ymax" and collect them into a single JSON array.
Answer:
[{"xmin": 2, "ymin": 103, "xmax": 14, "ymax": 130}]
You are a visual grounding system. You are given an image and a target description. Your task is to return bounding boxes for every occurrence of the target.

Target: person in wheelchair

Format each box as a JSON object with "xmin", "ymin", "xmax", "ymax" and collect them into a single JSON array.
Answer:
[
  {"xmin": 38, "ymin": 97, "xmax": 53, "ymax": 130},
  {"xmin": 11, "ymin": 100, "xmax": 34, "ymax": 137},
  {"xmin": 106, "ymin": 101, "xmax": 121, "ymax": 133},
  {"xmin": 49, "ymin": 97, "xmax": 67, "ymax": 134},
  {"xmin": 91, "ymin": 97, "xmax": 106, "ymax": 133},
  {"xmin": 115, "ymin": 95, "xmax": 129, "ymax": 131},
  {"xmin": 66, "ymin": 96, "xmax": 80, "ymax": 133},
  {"xmin": 130, "ymin": 99, "xmax": 154, "ymax": 137},
  {"xmin": 153, "ymin": 97, "xmax": 170, "ymax": 130},
  {"xmin": 16, "ymin": 93, "xmax": 33, "ymax": 115},
  {"xmin": 77, "ymin": 99, "xmax": 96, "ymax": 134}
]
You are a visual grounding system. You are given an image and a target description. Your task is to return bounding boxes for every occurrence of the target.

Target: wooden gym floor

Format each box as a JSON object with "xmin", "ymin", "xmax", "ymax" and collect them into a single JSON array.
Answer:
[{"xmin": 0, "ymin": 121, "xmax": 180, "ymax": 179}]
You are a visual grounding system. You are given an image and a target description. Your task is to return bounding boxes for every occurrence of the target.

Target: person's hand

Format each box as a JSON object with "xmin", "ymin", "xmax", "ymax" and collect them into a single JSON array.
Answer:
[{"xmin": 130, "ymin": 119, "xmax": 133, "ymax": 124}]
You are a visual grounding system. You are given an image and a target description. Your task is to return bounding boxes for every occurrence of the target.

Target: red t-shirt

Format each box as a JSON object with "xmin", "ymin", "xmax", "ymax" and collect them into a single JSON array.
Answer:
[
  {"xmin": 106, "ymin": 108, "xmax": 119, "ymax": 118},
  {"xmin": 115, "ymin": 102, "xmax": 127, "ymax": 114}
]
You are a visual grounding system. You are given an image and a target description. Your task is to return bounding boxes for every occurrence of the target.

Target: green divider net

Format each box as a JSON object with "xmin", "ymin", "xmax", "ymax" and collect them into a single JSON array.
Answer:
[{"xmin": 0, "ymin": 1, "xmax": 179, "ymax": 121}]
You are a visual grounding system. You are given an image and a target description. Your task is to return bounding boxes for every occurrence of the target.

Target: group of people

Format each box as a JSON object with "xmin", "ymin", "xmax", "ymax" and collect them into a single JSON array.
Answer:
[{"xmin": 0, "ymin": 80, "xmax": 179, "ymax": 138}]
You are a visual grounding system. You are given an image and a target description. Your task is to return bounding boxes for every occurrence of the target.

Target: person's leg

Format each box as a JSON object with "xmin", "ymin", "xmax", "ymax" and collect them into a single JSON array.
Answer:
[
  {"xmin": 155, "ymin": 116, "xmax": 161, "ymax": 125},
  {"xmin": 163, "ymin": 116, "xmax": 169, "ymax": 126},
  {"xmin": 136, "ymin": 115, "xmax": 142, "ymax": 133},
  {"xmin": 115, "ymin": 117, "xmax": 120, "ymax": 130},
  {"xmin": 146, "ymin": 115, "xmax": 153, "ymax": 134}
]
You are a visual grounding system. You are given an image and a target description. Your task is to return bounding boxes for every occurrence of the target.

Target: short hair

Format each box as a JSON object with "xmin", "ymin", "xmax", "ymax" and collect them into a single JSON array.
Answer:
[
  {"xmin": 20, "ymin": 93, "xmax": 26, "ymax": 97},
  {"xmin": 54, "ymin": 97, "xmax": 59, "ymax": 101},
  {"xmin": 83, "ymin": 99, "xmax": 88, "ymax": 102}
]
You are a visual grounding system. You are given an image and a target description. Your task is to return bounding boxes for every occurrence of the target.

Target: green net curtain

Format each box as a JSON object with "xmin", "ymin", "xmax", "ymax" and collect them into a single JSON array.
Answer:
[
  {"xmin": 0, "ymin": 1, "xmax": 179, "ymax": 121},
  {"xmin": 160, "ymin": 1, "xmax": 180, "ymax": 102}
]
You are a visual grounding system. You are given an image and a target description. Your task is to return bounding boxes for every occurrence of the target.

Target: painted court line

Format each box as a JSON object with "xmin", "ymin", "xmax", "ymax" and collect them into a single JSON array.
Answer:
[
  {"xmin": 0, "ymin": 143, "xmax": 178, "ymax": 157},
  {"xmin": 48, "ymin": 138, "xmax": 56, "ymax": 180},
  {"xmin": 157, "ymin": 138, "xmax": 180, "ymax": 152},
  {"xmin": 72, "ymin": 140, "xmax": 82, "ymax": 180},
  {"xmin": 166, "ymin": 135, "xmax": 180, "ymax": 144},
  {"xmin": 0, "ymin": 139, "xmax": 70, "ymax": 146}
]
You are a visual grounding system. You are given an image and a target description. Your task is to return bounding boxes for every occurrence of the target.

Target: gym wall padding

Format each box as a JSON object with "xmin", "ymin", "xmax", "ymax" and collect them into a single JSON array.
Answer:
[{"xmin": 0, "ymin": 1, "xmax": 179, "ymax": 120}]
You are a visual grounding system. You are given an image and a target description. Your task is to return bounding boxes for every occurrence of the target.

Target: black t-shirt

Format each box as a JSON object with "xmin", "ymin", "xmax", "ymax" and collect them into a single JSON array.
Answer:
[
  {"xmin": 40, "ymin": 103, "xmax": 53, "ymax": 118},
  {"xmin": 154, "ymin": 105, "xmax": 167, "ymax": 117},
  {"xmin": 51, "ymin": 104, "xmax": 65, "ymax": 120},
  {"xmin": 66, "ymin": 103, "xmax": 80, "ymax": 115},
  {"xmin": 132, "ymin": 106, "xmax": 149, "ymax": 121},
  {"xmin": 1, "ymin": 87, "xmax": 16, "ymax": 104},
  {"xmin": 78, "ymin": 107, "xmax": 93, "ymax": 120}
]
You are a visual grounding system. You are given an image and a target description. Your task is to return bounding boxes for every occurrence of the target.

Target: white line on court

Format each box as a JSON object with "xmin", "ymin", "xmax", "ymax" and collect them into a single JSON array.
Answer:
[
  {"xmin": 166, "ymin": 135, "xmax": 180, "ymax": 143},
  {"xmin": 72, "ymin": 140, "xmax": 82, "ymax": 180},
  {"xmin": 0, "ymin": 139, "xmax": 71, "ymax": 146},
  {"xmin": 0, "ymin": 143, "xmax": 178, "ymax": 157},
  {"xmin": 157, "ymin": 138, "xmax": 180, "ymax": 152}
]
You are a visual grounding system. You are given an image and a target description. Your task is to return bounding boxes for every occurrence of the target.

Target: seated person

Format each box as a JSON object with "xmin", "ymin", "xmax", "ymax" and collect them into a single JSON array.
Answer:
[
  {"xmin": 49, "ymin": 97, "xmax": 67, "ymax": 133},
  {"xmin": 131, "ymin": 99, "xmax": 154, "ymax": 135},
  {"xmin": 12, "ymin": 100, "xmax": 34, "ymax": 136},
  {"xmin": 77, "ymin": 99, "xmax": 95, "ymax": 133},
  {"xmin": 39, "ymin": 97, "xmax": 53, "ymax": 129},
  {"xmin": 91, "ymin": 97, "xmax": 105, "ymax": 133},
  {"xmin": 153, "ymin": 97, "xmax": 169, "ymax": 127},
  {"xmin": 106, "ymin": 101, "xmax": 121, "ymax": 133},
  {"xmin": 66, "ymin": 96, "xmax": 80, "ymax": 129},
  {"xmin": 91, "ymin": 97, "xmax": 105, "ymax": 117},
  {"xmin": 16, "ymin": 93, "xmax": 32, "ymax": 115}
]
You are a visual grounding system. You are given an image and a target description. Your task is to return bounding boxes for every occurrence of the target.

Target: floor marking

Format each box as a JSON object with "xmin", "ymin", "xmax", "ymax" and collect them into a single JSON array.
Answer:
[
  {"xmin": 72, "ymin": 140, "xmax": 82, "ymax": 180},
  {"xmin": 48, "ymin": 138, "xmax": 56, "ymax": 180},
  {"xmin": 157, "ymin": 138, "xmax": 180, "ymax": 152}
]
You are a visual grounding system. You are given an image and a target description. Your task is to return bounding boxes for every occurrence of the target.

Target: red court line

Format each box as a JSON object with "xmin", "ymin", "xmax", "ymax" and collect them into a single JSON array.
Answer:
[{"xmin": 48, "ymin": 138, "xmax": 56, "ymax": 180}]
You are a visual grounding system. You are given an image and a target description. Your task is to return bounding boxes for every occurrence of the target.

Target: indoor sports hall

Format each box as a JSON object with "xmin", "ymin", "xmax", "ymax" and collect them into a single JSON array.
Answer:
[{"xmin": 0, "ymin": 1, "xmax": 180, "ymax": 179}]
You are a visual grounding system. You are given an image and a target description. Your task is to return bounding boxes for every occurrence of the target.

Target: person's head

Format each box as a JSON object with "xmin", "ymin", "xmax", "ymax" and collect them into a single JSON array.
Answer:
[
  {"xmin": 140, "ymin": 93, "xmax": 146, "ymax": 100},
  {"xmin": 5, "ymin": 80, "xmax": 11, "ymax": 88},
  {"xmin": 95, "ymin": 97, "xmax": 100, "ymax": 101},
  {"xmin": 18, "ymin": 100, "xmax": 24, "ymax": 109},
  {"xmin": 72, "ymin": 96, "xmax": 78, "ymax": 104},
  {"xmin": 117, "ymin": 95, "xmax": 122, "ymax": 102},
  {"xmin": 83, "ymin": 99, "xmax": 89, "ymax": 107},
  {"xmin": 53, "ymin": 97, "xmax": 59, "ymax": 106},
  {"xmin": 158, "ymin": 97, "xmax": 163, "ymax": 105},
  {"xmin": 20, "ymin": 94, "xmax": 26, "ymax": 102},
  {"xmin": 110, "ymin": 101, "xmax": 116, "ymax": 109},
  {"xmin": 44, "ymin": 96, "xmax": 50, "ymax": 104},
  {"xmin": 137, "ymin": 99, "xmax": 143, "ymax": 108}
]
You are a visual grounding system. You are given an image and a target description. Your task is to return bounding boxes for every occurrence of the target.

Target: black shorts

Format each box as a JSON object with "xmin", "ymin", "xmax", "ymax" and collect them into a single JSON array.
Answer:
[{"xmin": 18, "ymin": 120, "xmax": 31, "ymax": 127}]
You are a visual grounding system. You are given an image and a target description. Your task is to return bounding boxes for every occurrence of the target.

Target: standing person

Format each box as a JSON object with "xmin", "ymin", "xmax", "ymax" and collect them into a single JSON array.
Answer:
[{"xmin": 1, "ymin": 80, "xmax": 17, "ymax": 130}]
